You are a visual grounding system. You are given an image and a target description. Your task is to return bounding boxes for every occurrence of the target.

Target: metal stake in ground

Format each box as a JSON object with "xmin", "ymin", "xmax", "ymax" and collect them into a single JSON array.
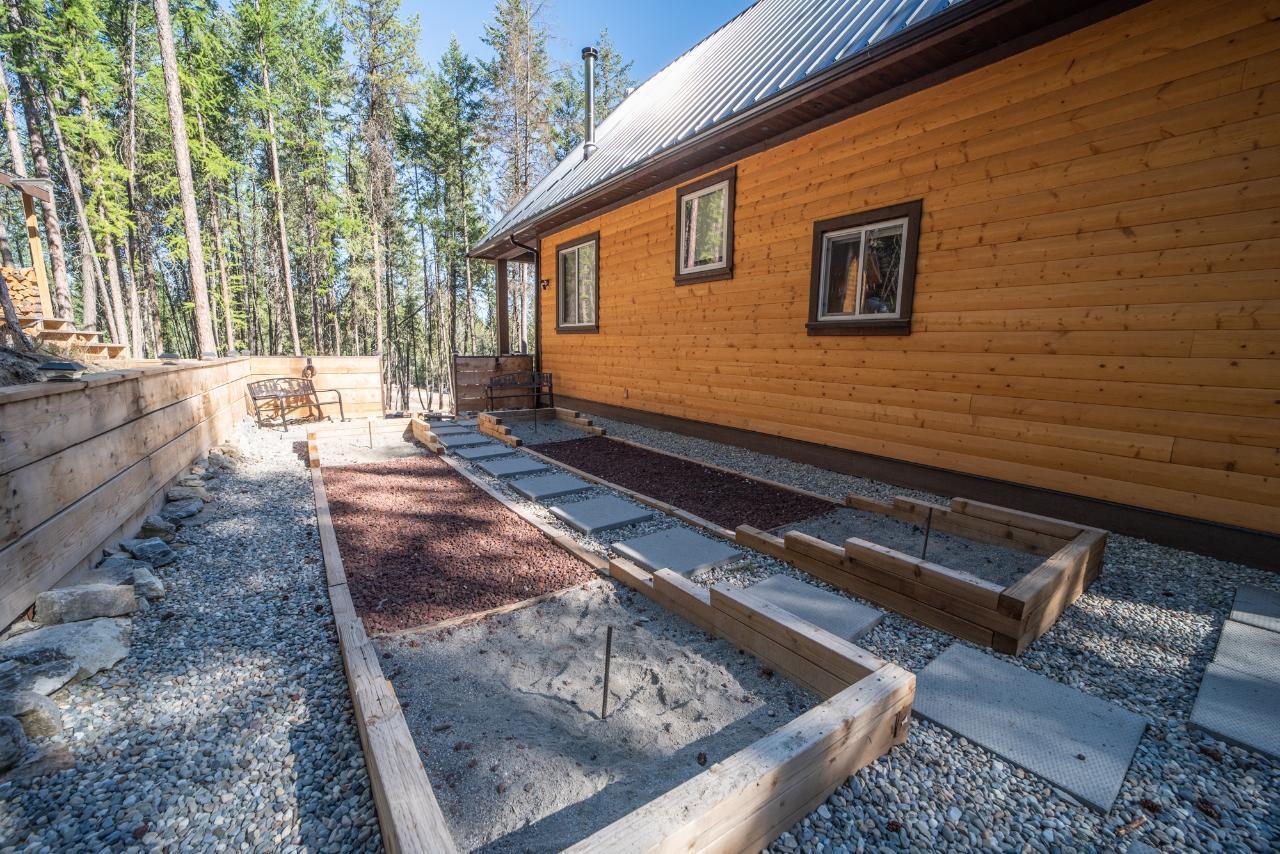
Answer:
[
  {"xmin": 921, "ymin": 507, "xmax": 934, "ymax": 561},
  {"xmin": 601, "ymin": 625, "xmax": 613, "ymax": 720}
]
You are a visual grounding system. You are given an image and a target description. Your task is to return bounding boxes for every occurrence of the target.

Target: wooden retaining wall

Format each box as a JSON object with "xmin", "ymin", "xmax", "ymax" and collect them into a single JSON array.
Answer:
[
  {"xmin": 452, "ymin": 354, "xmax": 534, "ymax": 413},
  {"xmin": 247, "ymin": 356, "xmax": 384, "ymax": 417},
  {"xmin": 0, "ymin": 359, "xmax": 250, "ymax": 627},
  {"xmin": 536, "ymin": 0, "xmax": 1280, "ymax": 537}
]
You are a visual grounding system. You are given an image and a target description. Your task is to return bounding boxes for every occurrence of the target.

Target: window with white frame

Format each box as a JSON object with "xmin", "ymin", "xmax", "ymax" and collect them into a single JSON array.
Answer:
[
  {"xmin": 674, "ymin": 167, "xmax": 735, "ymax": 283},
  {"xmin": 556, "ymin": 234, "xmax": 598, "ymax": 331},
  {"xmin": 808, "ymin": 201, "xmax": 921, "ymax": 335}
]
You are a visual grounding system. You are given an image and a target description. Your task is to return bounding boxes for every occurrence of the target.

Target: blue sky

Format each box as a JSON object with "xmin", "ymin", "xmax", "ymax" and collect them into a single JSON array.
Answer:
[{"xmin": 403, "ymin": 0, "xmax": 751, "ymax": 84}]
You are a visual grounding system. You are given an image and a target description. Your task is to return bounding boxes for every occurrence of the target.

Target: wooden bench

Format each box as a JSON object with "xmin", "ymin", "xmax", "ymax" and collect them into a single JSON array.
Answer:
[
  {"xmin": 486, "ymin": 370, "xmax": 553, "ymax": 412},
  {"xmin": 248, "ymin": 377, "xmax": 346, "ymax": 430}
]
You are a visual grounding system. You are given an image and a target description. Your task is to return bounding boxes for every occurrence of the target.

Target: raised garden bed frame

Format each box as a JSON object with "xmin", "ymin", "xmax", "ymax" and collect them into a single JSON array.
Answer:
[
  {"xmin": 462, "ymin": 421, "xmax": 1109, "ymax": 656},
  {"xmin": 310, "ymin": 417, "xmax": 915, "ymax": 853},
  {"xmin": 738, "ymin": 494, "xmax": 1107, "ymax": 655}
]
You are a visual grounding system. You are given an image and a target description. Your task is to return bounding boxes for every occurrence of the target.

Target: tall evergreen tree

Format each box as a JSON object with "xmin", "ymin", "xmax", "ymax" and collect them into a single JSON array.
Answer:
[
  {"xmin": 152, "ymin": 0, "xmax": 215, "ymax": 356},
  {"xmin": 548, "ymin": 26, "xmax": 634, "ymax": 161}
]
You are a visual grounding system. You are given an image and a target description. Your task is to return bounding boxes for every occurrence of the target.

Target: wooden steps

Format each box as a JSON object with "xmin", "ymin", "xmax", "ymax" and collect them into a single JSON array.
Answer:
[{"xmin": 16, "ymin": 314, "xmax": 128, "ymax": 360}]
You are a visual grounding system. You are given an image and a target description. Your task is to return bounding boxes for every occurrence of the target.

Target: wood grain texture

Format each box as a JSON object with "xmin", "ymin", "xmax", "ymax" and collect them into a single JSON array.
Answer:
[
  {"xmin": 537, "ymin": 0, "xmax": 1280, "ymax": 534},
  {"xmin": 246, "ymin": 355, "xmax": 383, "ymax": 416},
  {"xmin": 0, "ymin": 361, "xmax": 248, "ymax": 627}
]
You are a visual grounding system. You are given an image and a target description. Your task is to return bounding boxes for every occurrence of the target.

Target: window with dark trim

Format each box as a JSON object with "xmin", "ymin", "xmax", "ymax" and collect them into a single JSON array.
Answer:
[
  {"xmin": 674, "ymin": 166, "xmax": 735, "ymax": 285},
  {"xmin": 807, "ymin": 200, "xmax": 922, "ymax": 336},
  {"xmin": 556, "ymin": 232, "xmax": 599, "ymax": 333}
]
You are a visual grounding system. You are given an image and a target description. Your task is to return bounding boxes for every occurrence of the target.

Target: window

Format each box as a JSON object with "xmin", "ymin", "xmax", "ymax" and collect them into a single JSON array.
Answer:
[
  {"xmin": 556, "ymin": 233, "xmax": 599, "ymax": 332},
  {"xmin": 674, "ymin": 167, "xmax": 736, "ymax": 284},
  {"xmin": 808, "ymin": 200, "xmax": 922, "ymax": 335}
]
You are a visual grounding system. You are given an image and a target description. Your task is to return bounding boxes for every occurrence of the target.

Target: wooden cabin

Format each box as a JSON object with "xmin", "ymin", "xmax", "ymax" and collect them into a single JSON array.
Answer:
[{"xmin": 473, "ymin": 0, "xmax": 1280, "ymax": 566}]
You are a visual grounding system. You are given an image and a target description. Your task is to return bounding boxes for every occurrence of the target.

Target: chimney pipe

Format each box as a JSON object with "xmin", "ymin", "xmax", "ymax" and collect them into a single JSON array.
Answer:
[{"xmin": 582, "ymin": 46, "xmax": 598, "ymax": 160}]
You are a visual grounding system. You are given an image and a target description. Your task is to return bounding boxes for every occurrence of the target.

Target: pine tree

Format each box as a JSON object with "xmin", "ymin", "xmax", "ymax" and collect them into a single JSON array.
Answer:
[
  {"xmin": 336, "ymin": 0, "xmax": 418, "ymax": 366},
  {"xmin": 548, "ymin": 26, "xmax": 635, "ymax": 161},
  {"xmin": 152, "ymin": 0, "xmax": 215, "ymax": 356},
  {"xmin": 481, "ymin": 0, "xmax": 553, "ymax": 355}
]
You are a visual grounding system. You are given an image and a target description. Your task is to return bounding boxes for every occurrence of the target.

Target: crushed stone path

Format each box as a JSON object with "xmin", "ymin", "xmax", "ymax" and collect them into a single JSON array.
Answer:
[{"xmin": 0, "ymin": 422, "xmax": 380, "ymax": 853}]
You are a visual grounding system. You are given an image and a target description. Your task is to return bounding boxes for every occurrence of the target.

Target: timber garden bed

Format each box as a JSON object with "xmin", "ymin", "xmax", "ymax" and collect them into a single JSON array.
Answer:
[
  {"xmin": 471, "ymin": 423, "xmax": 1108, "ymax": 657},
  {"xmin": 306, "ymin": 421, "xmax": 914, "ymax": 852}
]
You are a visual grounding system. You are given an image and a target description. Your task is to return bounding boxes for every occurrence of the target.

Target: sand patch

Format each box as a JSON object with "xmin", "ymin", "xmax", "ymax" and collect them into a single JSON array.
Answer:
[{"xmin": 380, "ymin": 581, "xmax": 814, "ymax": 851}]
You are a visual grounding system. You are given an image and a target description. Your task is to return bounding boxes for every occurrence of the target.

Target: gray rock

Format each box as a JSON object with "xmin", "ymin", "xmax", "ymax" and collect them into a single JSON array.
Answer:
[
  {"xmin": 0, "ymin": 715, "xmax": 26, "ymax": 771},
  {"xmin": 121, "ymin": 537, "xmax": 177, "ymax": 566},
  {"xmin": 158, "ymin": 498, "xmax": 203, "ymax": 521},
  {"xmin": 139, "ymin": 514, "xmax": 177, "ymax": 542},
  {"xmin": 0, "ymin": 743, "xmax": 73, "ymax": 783},
  {"xmin": 166, "ymin": 485, "xmax": 211, "ymax": 503},
  {"xmin": 130, "ymin": 565, "xmax": 165, "ymax": 600},
  {"xmin": 0, "ymin": 618, "xmax": 131, "ymax": 690},
  {"xmin": 0, "ymin": 652, "xmax": 78, "ymax": 696},
  {"xmin": 34, "ymin": 584, "xmax": 137, "ymax": 625},
  {"xmin": 0, "ymin": 690, "xmax": 61, "ymax": 737},
  {"xmin": 176, "ymin": 475, "xmax": 208, "ymax": 488},
  {"xmin": 207, "ymin": 450, "xmax": 235, "ymax": 470}
]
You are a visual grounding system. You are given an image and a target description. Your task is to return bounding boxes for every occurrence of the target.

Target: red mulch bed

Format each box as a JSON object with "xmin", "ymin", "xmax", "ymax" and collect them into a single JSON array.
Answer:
[
  {"xmin": 322, "ymin": 455, "xmax": 597, "ymax": 635},
  {"xmin": 533, "ymin": 437, "xmax": 833, "ymax": 530}
]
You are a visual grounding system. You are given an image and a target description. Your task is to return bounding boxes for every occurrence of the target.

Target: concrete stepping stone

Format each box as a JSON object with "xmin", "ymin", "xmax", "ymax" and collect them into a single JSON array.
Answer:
[
  {"xmin": 913, "ymin": 644, "xmax": 1146, "ymax": 812},
  {"xmin": 510, "ymin": 472, "xmax": 593, "ymax": 501},
  {"xmin": 437, "ymin": 432, "xmax": 492, "ymax": 448},
  {"xmin": 747, "ymin": 574, "xmax": 882, "ymax": 640},
  {"xmin": 1230, "ymin": 585, "xmax": 1280, "ymax": 635},
  {"xmin": 476, "ymin": 456, "xmax": 549, "ymax": 478},
  {"xmin": 1213, "ymin": 619, "xmax": 1280, "ymax": 683},
  {"xmin": 612, "ymin": 527, "xmax": 741, "ymax": 576},
  {"xmin": 453, "ymin": 444, "xmax": 516, "ymax": 461},
  {"xmin": 550, "ymin": 496, "xmax": 655, "ymax": 535},
  {"xmin": 1190, "ymin": 662, "xmax": 1280, "ymax": 758},
  {"xmin": 430, "ymin": 425, "xmax": 476, "ymax": 436}
]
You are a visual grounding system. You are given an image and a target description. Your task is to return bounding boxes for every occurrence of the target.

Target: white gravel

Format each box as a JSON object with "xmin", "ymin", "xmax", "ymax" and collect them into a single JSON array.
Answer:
[
  {"xmin": 448, "ymin": 414, "xmax": 1280, "ymax": 853},
  {"xmin": 0, "ymin": 421, "xmax": 380, "ymax": 853}
]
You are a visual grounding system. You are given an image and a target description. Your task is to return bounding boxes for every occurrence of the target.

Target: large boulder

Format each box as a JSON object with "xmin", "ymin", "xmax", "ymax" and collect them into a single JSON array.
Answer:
[
  {"xmin": 0, "ymin": 618, "xmax": 131, "ymax": 694},
  {"xmin": 0, "ymin": 716, "xmax": 26, "ymax": 772},
  {"xmin": 34, "ymin": 584, "xmax": 137, "ymax": 625},
  {"xmin": 121, "ymin": 537, "xmax": 176, "ymax": 566},
  {"xmin": 158, "ymin": 499, "xmax": 203, "ymax": 522},
  {"xmin": 138, "ymin": 514, "xmax": 177, "ymax": 542},
  {"xmin": 0, "ymin": 690, "xmax": 61, "ymax": 737},
  {"xmin": 165, "ymin": 485, "xmax": 211, "ymax": 503},
  {"xmin": 0, "ymin": 654, "xmax": 77, "ymax": 697}
]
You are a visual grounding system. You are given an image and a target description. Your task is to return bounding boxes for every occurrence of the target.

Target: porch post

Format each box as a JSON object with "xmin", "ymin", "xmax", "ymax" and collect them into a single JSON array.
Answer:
[{"xmin": 495, "ymin": 258, "xmax": 509, "ymax": 355}]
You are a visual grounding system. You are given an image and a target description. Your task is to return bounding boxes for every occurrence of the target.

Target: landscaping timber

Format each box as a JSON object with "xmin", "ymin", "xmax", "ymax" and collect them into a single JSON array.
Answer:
[
  {"xmin": 304, "ymin": 440, "xmax": 457, "ymax": 854},
  {"xmin": 436, "ymin": 447, "xmax": 915, "ymax": 852},
  {"xmin": 737, "ymin": 494, "xmax": 1108, "ymax": 655}
]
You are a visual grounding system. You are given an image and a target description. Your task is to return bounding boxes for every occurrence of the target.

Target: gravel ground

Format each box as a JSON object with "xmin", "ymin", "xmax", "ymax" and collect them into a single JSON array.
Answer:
[
  {"xmin": 322, "ymin": 455, "xmax": 596, "ymax": 635},
  {"xmin": 781, "ymin": 507, "xmax": 1042, "ymax": 588},
  {"xmin": 0, "ymin": 421, "xmax": 380, "ymax": 853},
  {"xmin": 506, "ymin": 418, "xmax": 593, "ymax": 446},
  {"xmin": 440, "ymin": 417, "xmax": 1280, "ymax": 853}
]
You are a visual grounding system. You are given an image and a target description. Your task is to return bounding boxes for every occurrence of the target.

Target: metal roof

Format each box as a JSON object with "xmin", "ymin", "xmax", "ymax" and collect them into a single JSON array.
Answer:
[{"xmin": 477, "ymin": 0, "xmax": 969, "ymax": 255}]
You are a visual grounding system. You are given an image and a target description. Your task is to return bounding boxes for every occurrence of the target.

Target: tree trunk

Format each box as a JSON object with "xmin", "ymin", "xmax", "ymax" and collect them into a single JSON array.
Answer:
[
  {"xmin": 371, "ymin": 214, "xmax": 384, "ymax": 357},
  {"xmin": 123, "ymin": 0, "xmax": 144, "ymax": 354},
  {"xmin": 255, "ymin": 6, "xmax": 301, "ymax": 356},
  {"xmin": 42, "ymin": 95, "xmax": 105, "ymax": 333},
  {"xmin": 152, "ymin": 0, "xmax": 215, "ymax": 357},
  {"xmin": 0, "ymin": 11, "xmax": 72, "ymax": 318}
]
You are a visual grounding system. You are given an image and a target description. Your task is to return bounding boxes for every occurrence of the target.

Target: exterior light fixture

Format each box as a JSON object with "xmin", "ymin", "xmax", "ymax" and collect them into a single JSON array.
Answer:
[
  {"xmin": 158, "ymin": 351, "xmax": 181, "ymax": 365},
  {"xmin": 38, "ymin": 360, "xmax": 87, "ymax": 382}
]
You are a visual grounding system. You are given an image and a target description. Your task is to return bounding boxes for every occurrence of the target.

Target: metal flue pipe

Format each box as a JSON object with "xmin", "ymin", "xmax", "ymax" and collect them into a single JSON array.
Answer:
[{"xmin": 582, "ymin": 46, "xmax": 598, "ymax": 160}]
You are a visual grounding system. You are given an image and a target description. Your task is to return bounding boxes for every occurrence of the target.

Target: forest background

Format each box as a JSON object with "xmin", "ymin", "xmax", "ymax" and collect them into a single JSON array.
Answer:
[{"xmin": 0, "ymin": 0, "xmax": 645, "ymax": 406}]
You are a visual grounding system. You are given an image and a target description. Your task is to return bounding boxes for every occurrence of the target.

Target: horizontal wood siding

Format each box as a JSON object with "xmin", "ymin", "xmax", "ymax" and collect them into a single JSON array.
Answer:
[
  {"xmin": 246, "ymin": 355, "xmax": 384, "ymax": 416},
  {"xmin": 0, "ymin": 359, "xmax": 250, "ymax": 626},
  {"xmin": 539, "ymin": 0, "xmax": 1280, "ymax": 535}
]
